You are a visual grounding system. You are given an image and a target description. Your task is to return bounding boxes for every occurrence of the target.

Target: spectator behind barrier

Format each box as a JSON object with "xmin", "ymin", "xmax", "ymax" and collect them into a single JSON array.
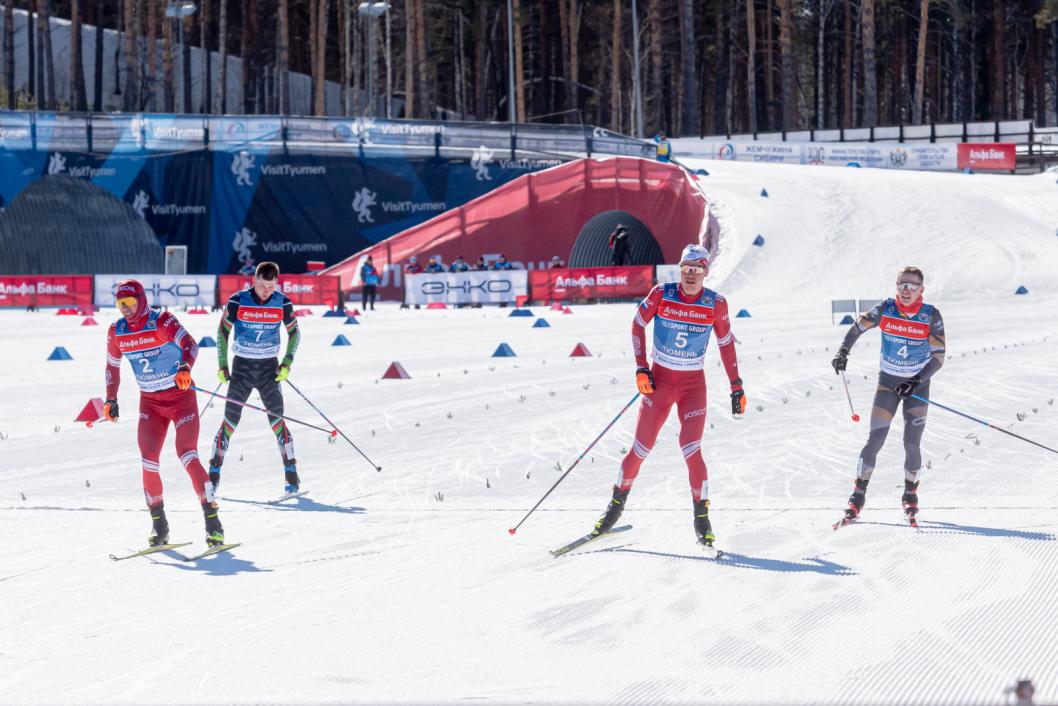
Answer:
[
  {"xmin": 449, "ymin": 256, "xmax": 470, "ymax": 273},
  {"xmin": 404, "ymin": 256, "xmax": 423, "ymax": 274},
  {"xmin": 548, "ymin": 256, "xmax": 565, "ymax": 269},
  {"xmin": 473, "ymin": 256, "xmax": 488, "ymax": 271},
  {"xmin": 425, "ymin": 257, "xmax": 445, "ymax": 273},
  {"xmin": 492, "ymin": 254, "xmax": 513, "ymax": 271}
]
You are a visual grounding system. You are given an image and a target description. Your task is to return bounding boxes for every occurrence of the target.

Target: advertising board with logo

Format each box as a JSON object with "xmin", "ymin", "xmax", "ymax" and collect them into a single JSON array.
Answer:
[
  {"xmin": 93, "ymin": 275, "xmax": 217, "ymax": 307},
  {"xmin": 0, "ymin": 276, "xmax": 94, "ymax": 307},
  {"xmin": 529, "ymin": 266, "xmax": 654, "ymax": 302},
  {"xmin": 217, "ymin": 275, "xmax": 342, "ymax": 306},
  {"xmin": 404, "ymin": 271, "xmax": 528, "ymax": 306},
  {"xmin": 956, "ymin": 143, "xmax": 1016, "ymax": 171}
]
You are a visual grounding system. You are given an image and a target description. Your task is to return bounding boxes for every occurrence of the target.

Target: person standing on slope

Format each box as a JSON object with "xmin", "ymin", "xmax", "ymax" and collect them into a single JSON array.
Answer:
[
  {"xmin": 103, "ymin": 279, "xmax": 224, "ymax": 547},
  {"xmin": 831, "ymin": 266, "xmax": 946, "ymax": 527},
  {"xmin": 592, "ymin": 244, "xmax": 745, "ymax": 548},
  {"xmin": 210, "ymin": 261, "xmax": 302, "ymax": 497}
]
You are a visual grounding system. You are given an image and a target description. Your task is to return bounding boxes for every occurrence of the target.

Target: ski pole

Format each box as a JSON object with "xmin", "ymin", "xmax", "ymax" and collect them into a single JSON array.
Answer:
[
  {"xmin": 840, "ymin": 371, "xmax": 861, "ymax": 422},
  {"xmin": 284, "ymin": 380, "xmax": 382, "ymax": 472},
  {"xmin": 198, "ymin": 382, "xmax": 223, "ymax": 418},
  {"xmin": 508, "ymin": 392, "xmax": 641, "ymax": 536},
  {"xmin": 190, "ymin": 385, "xmax": 338, "ymax": 438},
  {"xmin": 911, "ymin": 393, "xmax": 1058, "ymax": 455}
]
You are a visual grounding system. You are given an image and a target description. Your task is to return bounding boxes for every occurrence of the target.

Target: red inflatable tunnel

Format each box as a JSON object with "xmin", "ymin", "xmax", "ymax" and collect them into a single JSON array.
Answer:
[{"xmin": 324, "ymin": 156, "xmax": 717, "ymax": 300}]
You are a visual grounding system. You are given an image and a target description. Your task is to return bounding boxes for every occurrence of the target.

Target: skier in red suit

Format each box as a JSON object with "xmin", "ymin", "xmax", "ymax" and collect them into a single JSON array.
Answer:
[
  {"xmin": 103, "ymin": 279, "xmax": 225, "ymax": 548},
  {"xmin": 590, "ymin": 244, "xmax": 745, "ymax": 548}
]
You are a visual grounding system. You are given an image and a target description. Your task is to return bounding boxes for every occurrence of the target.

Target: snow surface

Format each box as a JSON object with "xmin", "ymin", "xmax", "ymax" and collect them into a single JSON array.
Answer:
[{"xmin": 3, "ymin": 159, "xmax": 1058, "ymax": 706}]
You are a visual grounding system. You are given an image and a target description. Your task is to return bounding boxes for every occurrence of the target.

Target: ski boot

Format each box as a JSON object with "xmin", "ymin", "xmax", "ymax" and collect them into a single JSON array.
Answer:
[
  {"xmin": 284, "ymin": 465, "xmax": 300, "ymax": 495},
  {"xmin": 693, "ymin": 499, "xmax": 715, "ymax": 547},
  {"xmin": 845, "ymin": 479, "xmax": 869, "ymax": 521},
  {"xmin": 592, "ymin": 486, "xmax": 630, "ymax": 537},
  {"xmin": 148, "ymin": 503, "xmax": 170, "ymax": 547},
  {"xmin": 202, "ymin": 502, "xmax": 225, "ymax": 547},
  {"xmin": 902, "ymin": 480, "xmax": 920, "ymax": 527},
  {"xmin": 834, "ymin": 479, "xmax": 869, "ymax": 529}
]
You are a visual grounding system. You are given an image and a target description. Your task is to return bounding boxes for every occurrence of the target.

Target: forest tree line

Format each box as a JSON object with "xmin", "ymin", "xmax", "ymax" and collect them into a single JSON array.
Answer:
[{"xmin": 3, "ymin": 0, "xmax": 1057, "ymax": 135}]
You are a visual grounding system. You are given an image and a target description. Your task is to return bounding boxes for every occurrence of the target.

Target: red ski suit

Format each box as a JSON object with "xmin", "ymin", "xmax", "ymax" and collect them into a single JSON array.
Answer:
[
  {"xmin": 622, "ymin": 284, "xmax": 741, "ymax": 501},
  {"xmin": 106, "ymin": 303, "xmax": 210, "ymax": 508}
]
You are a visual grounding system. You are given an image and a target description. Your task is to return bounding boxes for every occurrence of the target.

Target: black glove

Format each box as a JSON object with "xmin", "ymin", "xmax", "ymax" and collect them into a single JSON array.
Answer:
[
  {"xmin": 895, "ymin": 376, "xmax": 921, "ymax": 398},
  {"xmin": 831, "ymin": 347, "xmax": 849, "ymax": 374},
  {"xmin": 730, "ymin": 379, "xmax": 746, "ymax": 417},
  {"xmin": 103, "ymin": 398, "xmax": 119, "ymax": 422}
]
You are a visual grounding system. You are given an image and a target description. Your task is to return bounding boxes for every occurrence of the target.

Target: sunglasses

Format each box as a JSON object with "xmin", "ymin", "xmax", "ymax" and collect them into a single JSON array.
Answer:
[
  {"xmin": 896, "ymin": 281, "xmax": 923, "ymax": 292},
  {"xmin": 115, "ymin": 296, "xmax": 138, "ymax": 310},
  {"xmin": 680, "ymin": 264, "xmax": 707, "ymax": 275}
]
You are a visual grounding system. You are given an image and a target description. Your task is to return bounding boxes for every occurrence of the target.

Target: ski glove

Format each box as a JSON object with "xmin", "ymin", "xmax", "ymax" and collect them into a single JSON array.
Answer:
[
  {"xmin": 217, "ymin": 366, "xmax": 230, "ymax": 384},
  {"xmin": 831, "ymin": 348, "xmax": 849, "ymax": 374},
  {"xmin": 175, "ymin": 362, "xmax": 192, "ymax": 391},
  {"xmin": 635, "ymin": 367, "xmax": 655, "ymax": 394},
  {"xmin": 730, "ymin": 378, "xmax": 746, "ymax": 418},
  {"xmin": 103, "ymin": 398, "xmax": 119, "ymax": 422},
  {"xmin": 275, "ymin": 364, "xmax": 291, "ymax": 383},
  {"xmin": 895, "ymin": 376, "xmax": 921, "ymax": 399}
]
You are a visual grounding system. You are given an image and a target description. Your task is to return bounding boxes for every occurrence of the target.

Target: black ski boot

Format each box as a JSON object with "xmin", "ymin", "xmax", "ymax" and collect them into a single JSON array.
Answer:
[
  {"xmin": 202, "ymin": 502, "xmax": 225, "ymax": 547},
  {"xmin": 593, "ymin": 486, "xmax": 630, "ymax": 536},
  {"xmin": 693, "ymin": 499, "xmax": 715, "ymax": 547},
  {"xmin": 844, "ymin": 478, "xmax": 870, "ymax": 521},
  {"xmin": 148, "ymin": 503, "xmax": 170, "ymax": 546},
  {"xmin": 902, "ymin": 480, "xmax": 920, "ymax": 526}
]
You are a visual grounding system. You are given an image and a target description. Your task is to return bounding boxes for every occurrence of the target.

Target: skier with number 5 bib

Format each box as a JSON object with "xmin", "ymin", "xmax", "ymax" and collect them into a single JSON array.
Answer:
[
  {"xmin": 831, "ymin": 266, "xmax": 946, "ymax": 528},
  {"xmin": 210, "ymin": 261, "xmax": 302, "ymax": 497},
  {"xmin": 103, "ymin": 279, "xmax": 224, "ymax": 548},
  {"xmin": 590, "ymin": 244, "xmax": 745, "ymax": 549}
]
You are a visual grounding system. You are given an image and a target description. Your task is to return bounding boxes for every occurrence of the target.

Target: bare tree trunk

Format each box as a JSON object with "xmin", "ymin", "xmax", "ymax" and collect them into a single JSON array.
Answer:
[
  {"xmin": 384, "ymin": 5, "xmax": 392, "ymax": 117},
  {"xmin": 277, "ymin": 0, "xmax": 289, "ymax": 113},
  {"xmin": 163, "ymin": 5, "xmax": 173, "ymax": 111},
  {"xmin": 181, "ymin": 15, "xmax": 191, "ymax": 112},
  {"xmin": 121, "ymin": 0, "xmax": 138, "ymax": 110},
  {"xmin": 513, "ymin": 0, "xmax": 524, "ymax": 121},
  {"xmin": 778, "ymin": 0, "xmax": 794, "ymax": 129},
  {"xmin": 610, "ymin": 0, "xmax": 622, "ymax": 130},
  {"xmin": 680, "ymin": 0, "xmax": 698, "ymax": 136},
  {"xmin": 339, "ymin": 0, "xmax": 348, "ymax": 114},
  {"xmin": 145, "ymin": 0, "xmax": 157, "ymax": 110},
  {"xmin": 747, "ymin": 0, "xmax": 757, "ymax": 133},
  {"xmin": 861, "ymin": 0, "xmax": 877, "ymax": 126},
  {"xmin": 569, "ymin": 0, "xmax": 580, "ymax": 112},
  {"xmin": 34, "ymin": 1, "xmax": 43, "ymax": 109},
  {"xmin": 715, "ymin": 3, "xmax": 729, "ymax": 133},
  {"xmin": 93, "ymin": 0, "xmax": 103, "ymax": 109},
  {"xmin": 404, "ymin": 0, "xmax": 414, "ymax": 117},
  {"xmin": 415, "ymin": 0, "xmax": 427, "ymax": 116},
  {"xmin": 456, "ymin": 8, "xmax": 466, "ymax": 118},
  {"xmin": 815, "ymin": 0, "xmax": 834, "ymax": 128},
  {"xmin": 842, "ymin": 0, "xmax": 852, "ymax": 126},
  {"xmin": 200, "ymin": 0, "xmax": 211, "ymax": 112},
  {"xmin": 648, "ymin": 0, "xmax": 664, "ymax": 131},
  {"xmin": 70, "ymin": 0, "xmax": 87, "ymax": 110},
  {"xmin": 557, "ymin": 0, "xmax": 569, "ymax": 113},
  {"xmin": 27, "ymin": 1, "xmax": 35, "ymax": 105},
  {"xmin": 912, "ymin": 0, "xmax": 929, "ymax": 123},
  {"xmin": 475, "ymin": 1, "xmax": 487, "ymax": 118},
  {"xmin": 3, "ymin": 0, "xmax": 13, "ymax": 109},
  {"xmin": 216, "ymin": 0, "xmax": 226, "ymax": 112},
  {"xmin": 991, "ymin": 0, "xmax": 1006, "ymax": 119},
  {"xmin": 39, "ymin": 0, "xmax": 56, "ymax": 109},
  {"xmin": 313, "ymin": 0, "xmax": 328, "ymax": 115}
]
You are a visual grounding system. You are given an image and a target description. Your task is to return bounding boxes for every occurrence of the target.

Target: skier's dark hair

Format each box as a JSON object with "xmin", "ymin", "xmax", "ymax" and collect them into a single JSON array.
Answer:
[
  {"xmin": 900, "ymin": 266, "xmax": 924, "ymax": 283},
  {"xmin": 256, "ymin": 261, "xmax": 280, "ymax": 281}
]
